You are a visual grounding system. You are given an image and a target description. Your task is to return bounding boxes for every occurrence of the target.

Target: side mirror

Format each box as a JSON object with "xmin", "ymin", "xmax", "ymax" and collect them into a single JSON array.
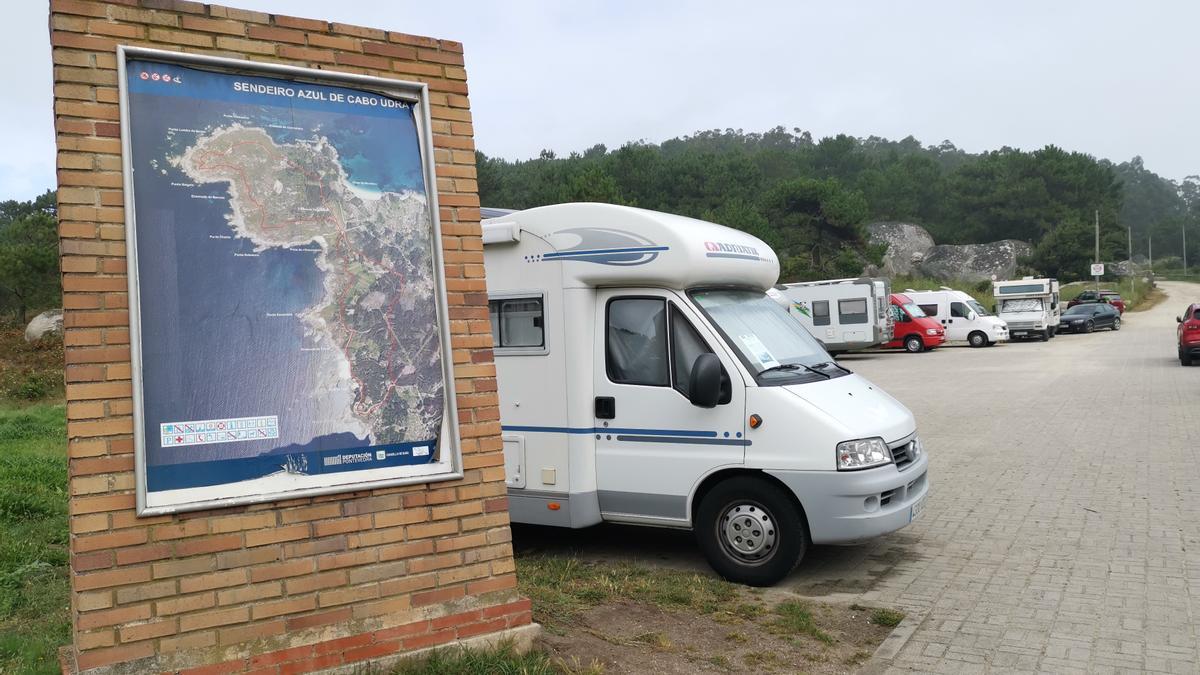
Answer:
[
  {"xmin": 1178, "ymin": 316, "xmax": 1183, "ymax": 323},
  {"xmin": 689, "ymin": 353, "xmax": 727, "ymax": 408},
  {"xmin": 967, "ymin": 311, "xmax": 977, "ymax": 321}
]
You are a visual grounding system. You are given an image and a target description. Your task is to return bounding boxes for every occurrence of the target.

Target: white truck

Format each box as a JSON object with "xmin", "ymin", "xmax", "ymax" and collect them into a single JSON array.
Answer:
[
  {"xmin": 482, "ymin": 203, "xmax": 928, "ymax": 586},
  {"xmin": 992, "ymin": 278, "xmax": 1060, "ymax": 341},
  {"xmin": 776, "ymin": 278, "xmax": 894, "ymax": 353},
  {"xmin": 902, "ymin": 287, "xmax": 1009, "ymax": 347}
]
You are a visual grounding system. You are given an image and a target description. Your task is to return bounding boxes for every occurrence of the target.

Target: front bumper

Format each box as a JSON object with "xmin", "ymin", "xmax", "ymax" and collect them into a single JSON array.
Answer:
[{"xmin": 768, "ymin": 452, "xmax": 929, "ymax": 545}]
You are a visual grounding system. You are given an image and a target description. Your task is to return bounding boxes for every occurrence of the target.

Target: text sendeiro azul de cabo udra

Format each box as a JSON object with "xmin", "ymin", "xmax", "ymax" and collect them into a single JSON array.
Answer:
[{"xmin": 232, "ymin": 81, "xmax": 408, "ymax": 108}]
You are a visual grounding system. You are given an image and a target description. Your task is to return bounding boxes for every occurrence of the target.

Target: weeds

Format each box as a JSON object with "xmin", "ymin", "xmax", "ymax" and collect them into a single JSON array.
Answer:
[{"xmin": 0, "ymin": 403, "xmax": 69, "ymax": 675}]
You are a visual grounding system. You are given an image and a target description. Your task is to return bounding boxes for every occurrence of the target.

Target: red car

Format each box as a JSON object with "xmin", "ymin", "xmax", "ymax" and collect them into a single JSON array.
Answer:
[
  {"xmin": 885, "ymin": 293, "xmax": 945, "ymax": 352},
  {"xmin": 1179, "ymin": 303, "xmax": 1200, "ymax": 366},
  {"xmin": 1067, "ymin": 290, "xmax": 1125, "ymax": 314}
]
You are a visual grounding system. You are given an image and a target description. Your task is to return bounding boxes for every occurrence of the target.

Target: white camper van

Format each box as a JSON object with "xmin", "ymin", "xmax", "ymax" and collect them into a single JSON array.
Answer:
[
  {"xmin": 482, "ymin": 203, "xmax": 928, "ymax": 586},
  {"xmin": 992, "ymin": 278, "xmax": 1060, "ymax": 340},
  {"xmin": 902, "ymin": 288, "xmax": 1009, "ymax": 347},
  {"xmin": 776, "ymin": 278, "xmax": 894, "ymax": 352}
]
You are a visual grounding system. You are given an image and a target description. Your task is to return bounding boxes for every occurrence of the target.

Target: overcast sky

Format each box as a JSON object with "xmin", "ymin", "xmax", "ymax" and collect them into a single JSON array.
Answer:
[{"xmin": 4, "ymin": 1, "xmax": 1199, "ymax": 201}]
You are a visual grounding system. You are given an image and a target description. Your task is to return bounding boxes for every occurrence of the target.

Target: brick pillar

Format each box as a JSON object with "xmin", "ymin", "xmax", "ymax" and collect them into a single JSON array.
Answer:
[{"xmin": 50, "ymin": 1, "xmax": 533, "ymax": 672}]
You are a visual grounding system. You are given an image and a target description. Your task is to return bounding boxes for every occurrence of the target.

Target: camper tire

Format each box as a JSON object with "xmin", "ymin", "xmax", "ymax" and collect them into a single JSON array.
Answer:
[
  {"xmin": 1040, "ymin": 329, "xmax": 1050, "ymax": 341},
  {"xmin": 904, "ymin": 335, "xmax": 924, "ymax": 353},
  {"xmin": 695, "ymin": 476, "xmax": 808, "ymax": 587},
  {"xmin": 968, "ymin": 331, "xmax": 988, "ymax": 348}
]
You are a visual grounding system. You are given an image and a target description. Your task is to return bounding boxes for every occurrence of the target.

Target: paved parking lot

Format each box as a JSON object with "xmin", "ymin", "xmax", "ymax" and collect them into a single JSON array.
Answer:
[
  {"xmin": 840, "ymin": 281, "xmax": 1200, "ymax": 674},
  {"xmin": 514, "ymin": 282, "xmax": 1200, "ymax": 673}
]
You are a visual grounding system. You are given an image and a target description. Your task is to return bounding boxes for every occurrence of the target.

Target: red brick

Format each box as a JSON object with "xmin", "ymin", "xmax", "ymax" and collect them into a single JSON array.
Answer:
[
  {"xmin": 342, "ymin": 640, "xmax": 400, "ymax": 663},
  {"xmin": 402, "ymin": 628, "xmax": 455, "ymax": 651},
  {"xmin": 285, "ymin": 607, "xmax": 350, "ymax": 631},
  {"xmin": 413, "ymin": 585, "xmax": 466, "ymax": 607},
  {"xmin": 456, "ymin": 616, "xmax": 507, "ymax": 639}
]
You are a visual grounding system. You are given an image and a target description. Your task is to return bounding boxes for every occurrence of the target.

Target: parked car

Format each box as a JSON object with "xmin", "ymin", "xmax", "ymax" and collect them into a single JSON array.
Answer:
[
  {"xmin": 1067, "ymin": 289, "xmax": 1125, "ymax": 314},
  {"xmin": 885, "ymin": 293, "xmax": 945, "ymax": 352},
  {"xmin": 1178, "ymin": 303, "xmax": 1200, "ymax": 366},
  {"xmin": 1058, "ymin": 303, "xmax": 1121, "ymax": 333}
]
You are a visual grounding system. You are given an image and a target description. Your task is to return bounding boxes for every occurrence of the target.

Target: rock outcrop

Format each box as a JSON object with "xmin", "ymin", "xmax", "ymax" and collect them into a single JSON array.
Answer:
[
  {"xmin": 918, "ymin": 240, "xmax": 1034, "ymax": 282},
  {"xmin": 865, "ymin": 222, "xmax": 935, "ymax": 276},
  {"xmin": 865, "ymin": 222, "xmax": 1032, "ymax": 282},
  {"xmin": 24, "ymin": 309, "xmax": 63, "ymax": 343}
]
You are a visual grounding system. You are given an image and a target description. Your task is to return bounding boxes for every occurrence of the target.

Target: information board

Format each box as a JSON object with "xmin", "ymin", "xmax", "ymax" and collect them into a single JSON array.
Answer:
[{"xmin": 118, "ymin": 48, "xmax": 462, "ymax": 514}]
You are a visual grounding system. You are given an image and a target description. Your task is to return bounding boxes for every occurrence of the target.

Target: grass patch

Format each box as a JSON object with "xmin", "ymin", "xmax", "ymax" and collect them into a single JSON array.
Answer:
[
  {"xmin": 0, "ymin": 329, "xmax": 64, "ymax": 405},
  {"xmin": 392, "ymin": 641, "xmax": 601, "ymax": 675},
  {"xmin": 0, "ymin": 403, "xmax": 69, "ymax": 675},
  {"xmin": 515, "ymin": 554, "xmax": 737, "ymax": 634},
  {"xmin": 869, "ymin": 608, "xmax": 905, "ymax": 627},
  {"xmin": 769, "ymin": 600, "xmax": 835, "ymax": 645}
]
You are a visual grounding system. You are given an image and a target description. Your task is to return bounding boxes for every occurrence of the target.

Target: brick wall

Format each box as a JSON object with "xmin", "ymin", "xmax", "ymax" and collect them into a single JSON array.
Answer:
[{"xmin": 49, "ymin": 1, "xmax": 529, "ymax": 672}]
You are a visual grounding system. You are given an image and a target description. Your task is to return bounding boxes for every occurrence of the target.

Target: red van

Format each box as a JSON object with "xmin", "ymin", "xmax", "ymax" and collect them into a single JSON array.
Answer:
[{"xmin": 886, "ymin": 293, "xmax": 946, "ymax": 352}]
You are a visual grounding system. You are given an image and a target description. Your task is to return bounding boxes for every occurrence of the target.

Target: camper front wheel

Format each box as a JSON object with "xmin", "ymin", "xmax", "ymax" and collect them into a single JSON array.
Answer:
[
  {"xmin": 904, "ymin": 335, "xmax": 924, "ymax": 353},
  {"xmin": 695, "ymin": 476, "xmax": 808, "ymax": 586},
  {"xmin": 968, "ymin": 331, "xmax": 988, "ymax": 348}
]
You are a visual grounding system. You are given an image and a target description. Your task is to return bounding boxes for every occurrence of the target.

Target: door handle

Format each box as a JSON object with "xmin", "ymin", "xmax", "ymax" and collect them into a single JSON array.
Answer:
[{"xmin": 595, "ymin": 396, "xmax": 615, "ymax": 419}]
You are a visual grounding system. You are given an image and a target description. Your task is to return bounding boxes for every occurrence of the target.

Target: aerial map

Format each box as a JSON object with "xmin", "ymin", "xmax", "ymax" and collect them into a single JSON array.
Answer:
[{"xmin": 124, "ymin": 59, "xmax": 448, "ymax": 505}]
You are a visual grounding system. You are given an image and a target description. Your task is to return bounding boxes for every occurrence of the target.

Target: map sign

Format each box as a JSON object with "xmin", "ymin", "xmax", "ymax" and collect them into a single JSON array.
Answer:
[{"xmin": 119, "ymin": 50, "xmax": 460, "ymax": 513}]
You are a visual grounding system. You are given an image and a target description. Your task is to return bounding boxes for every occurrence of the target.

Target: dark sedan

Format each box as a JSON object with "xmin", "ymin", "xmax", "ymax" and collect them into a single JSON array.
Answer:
[{"xmin": 1058, "ymin": 303, "xmax": 1121, "ymax": 333}]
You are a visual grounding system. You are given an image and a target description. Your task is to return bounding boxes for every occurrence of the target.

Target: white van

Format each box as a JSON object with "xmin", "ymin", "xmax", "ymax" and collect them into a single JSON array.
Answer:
[
  {"xmin": 992, "ymin": 278, "xmax": 1060, "ymax": 340},
  {"xmin": 902, "ymin": 287, "xmax": 1009, "ymax": 347},
  {"xmin": 776, "ymin": 278, "xmax": 893, "ymax": 352},
  {"xmin": 482, "ymin": 203, "xmax": 928, "ymax": 586}
]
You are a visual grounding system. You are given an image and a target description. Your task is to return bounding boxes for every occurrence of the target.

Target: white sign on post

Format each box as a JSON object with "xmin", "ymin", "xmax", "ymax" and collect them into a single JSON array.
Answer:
[{"xmin": 1091, "ymin": 263, "xmax": 1105, "ymax": 276}]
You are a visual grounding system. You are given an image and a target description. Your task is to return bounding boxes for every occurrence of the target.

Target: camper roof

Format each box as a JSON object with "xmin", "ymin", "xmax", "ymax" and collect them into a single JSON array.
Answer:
[{"xmin": 481, "ymin": 203, "xmax": 780, "ymax": 291}]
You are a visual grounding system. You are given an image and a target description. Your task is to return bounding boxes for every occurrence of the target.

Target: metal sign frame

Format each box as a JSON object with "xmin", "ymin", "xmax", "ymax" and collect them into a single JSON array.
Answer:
[{"xmin": 117, "ymin": 46, "xmax": 464, "ymax": 515}]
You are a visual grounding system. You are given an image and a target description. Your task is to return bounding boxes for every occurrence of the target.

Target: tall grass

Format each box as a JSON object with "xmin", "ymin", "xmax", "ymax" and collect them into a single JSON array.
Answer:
[{"xmin": 0, "ymin": 403, "xmax": 69, "ymax": 675}]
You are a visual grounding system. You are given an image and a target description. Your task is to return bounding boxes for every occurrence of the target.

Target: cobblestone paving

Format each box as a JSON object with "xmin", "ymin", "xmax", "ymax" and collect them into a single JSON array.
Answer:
[{"xmin": 831, "ymin": 282, "xmax": 1200, "ymax": 674}]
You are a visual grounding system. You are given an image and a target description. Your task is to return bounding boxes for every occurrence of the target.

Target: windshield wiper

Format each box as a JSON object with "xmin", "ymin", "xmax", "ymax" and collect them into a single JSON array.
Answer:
[
  {"xmin": 813, "ymin": 360, "xmax": 851, "ymax": 375},
  {"xmin": 758, "ymin": 363, "xmax": 830, "ymax": 379}
]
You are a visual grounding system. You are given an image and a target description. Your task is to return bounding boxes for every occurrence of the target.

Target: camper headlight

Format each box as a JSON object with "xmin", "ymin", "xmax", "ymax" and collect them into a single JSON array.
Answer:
[
  {"xmin": 836, "ymin": 438, "xmax": 892, "ymax": 471},
  {"xmin": 925, "ymin": 328, "xmax": 939, "ymax": 336}
]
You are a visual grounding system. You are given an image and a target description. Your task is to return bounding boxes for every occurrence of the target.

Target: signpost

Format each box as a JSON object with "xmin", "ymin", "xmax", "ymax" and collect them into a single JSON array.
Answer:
[{"xmin": 118, "ymin": 48, "xmax": 463, "ymax": 514}]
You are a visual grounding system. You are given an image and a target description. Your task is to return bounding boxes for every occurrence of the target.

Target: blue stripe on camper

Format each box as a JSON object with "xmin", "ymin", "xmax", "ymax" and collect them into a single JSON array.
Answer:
[
  {"xmin": 501, "ymin": 425, "xmax": 717, "ymax": 438},
  {"xmin": 705, "ymin": 252, "xmax": 763, "ymax": 261},
  {"xmin": 543, "ymin": 246, "xmax": 669, "ymax": 259}
]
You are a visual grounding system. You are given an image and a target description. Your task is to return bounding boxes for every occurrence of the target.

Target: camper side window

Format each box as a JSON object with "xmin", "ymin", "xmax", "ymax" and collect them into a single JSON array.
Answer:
[
  {"xmin": 812, "ymin": 300, "xmax": 831, "ymax": 326},
  {"xmin": 918, "ymin": 304, "xmax": 938, "ymax": 317},
  {"xmin": 669, "ymin": 306, "xmax": 713, "ymax": 398},
  {"xmin": 838, "ymin": 298, "xmax": 868, "ymax": 324},
  {"xmin": 489, "ymin": 297, "xmax": 544, "ymax": 349},
  {"xmin": 950, "ymin": 302, "xmax": 970, "ymax": 319},
  {"xmin": 606, "ymin": 298, "xmax": 669, "ymax": 386}
]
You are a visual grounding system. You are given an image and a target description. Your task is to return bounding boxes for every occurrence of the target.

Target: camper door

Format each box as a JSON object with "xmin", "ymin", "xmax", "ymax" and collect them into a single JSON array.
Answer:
[{"xmin": 592, "ymin": 289, "xmax": 746, "ymax": 522}]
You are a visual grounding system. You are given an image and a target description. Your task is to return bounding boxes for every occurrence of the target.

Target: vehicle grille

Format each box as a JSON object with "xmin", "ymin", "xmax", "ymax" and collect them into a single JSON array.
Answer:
[
  {"xmin": 1007, "ymin": 321, "xmax": 1038, "ymax": 330},
  {"xmin": 880, "ymin": 488, "xmax": 895, "ymax": 507},
  {"xmin": 891, "ymin": 439, "xmax": 915, "ymax": 470}
]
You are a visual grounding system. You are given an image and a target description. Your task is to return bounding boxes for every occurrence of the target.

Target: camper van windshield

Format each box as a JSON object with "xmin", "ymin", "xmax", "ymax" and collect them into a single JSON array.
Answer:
[
  {"xmin": 690, "ymin": 288, "xmax": 837, "ymax": 383},
  {"xmin": 901, "ymin": 302, "xmax": 926, "ymax": 318},
  {"xmin": 1001, "ymin": 298, "xmax": 1044, "ymax": 313},
  {"xmin": 967, "ymin": 300, "xmax": 991, "ymax": 316}
]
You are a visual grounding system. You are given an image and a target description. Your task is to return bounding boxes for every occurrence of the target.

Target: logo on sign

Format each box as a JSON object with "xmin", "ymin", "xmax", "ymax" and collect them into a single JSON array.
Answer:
[{"xmin": 1091, "ymin": 263, "xmax": 1105, "ymax": 276}]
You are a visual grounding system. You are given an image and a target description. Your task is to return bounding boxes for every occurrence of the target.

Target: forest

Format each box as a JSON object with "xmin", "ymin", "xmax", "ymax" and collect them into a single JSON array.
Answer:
[
  {"xmin": 2, "ymin": 130, "xmax": 1198, "ymax": 322},
  {"xmin": 477, "ymin": 128, "xmax": 1200, "ymax": 283}
]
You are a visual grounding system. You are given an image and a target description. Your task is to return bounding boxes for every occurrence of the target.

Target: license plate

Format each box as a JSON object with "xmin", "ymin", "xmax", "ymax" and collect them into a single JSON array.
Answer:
[{"xmin": 909, "ymin": 495, "xmax": 927, "ymax": 523}]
